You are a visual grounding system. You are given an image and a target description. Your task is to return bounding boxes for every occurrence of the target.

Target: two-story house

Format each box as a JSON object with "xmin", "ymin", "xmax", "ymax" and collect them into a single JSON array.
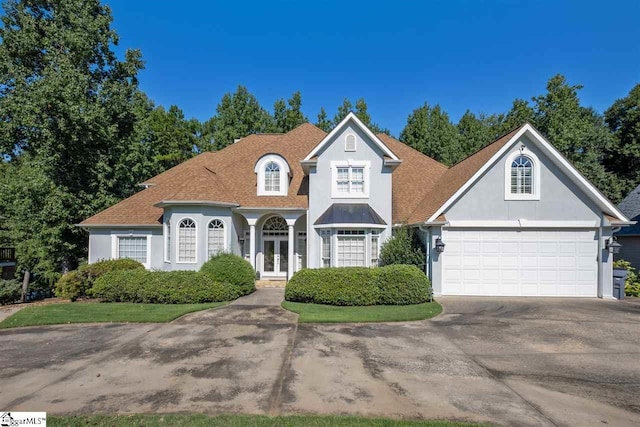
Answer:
[{"xmin": 81, "ymin": 113, "xmax": 631, "ymax": 298}]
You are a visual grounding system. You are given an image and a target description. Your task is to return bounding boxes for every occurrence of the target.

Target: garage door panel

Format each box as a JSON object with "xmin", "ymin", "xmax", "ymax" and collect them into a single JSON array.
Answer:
[{"xmin": 442, "ymin": 229, "xmax": 598, "ymax": 297}]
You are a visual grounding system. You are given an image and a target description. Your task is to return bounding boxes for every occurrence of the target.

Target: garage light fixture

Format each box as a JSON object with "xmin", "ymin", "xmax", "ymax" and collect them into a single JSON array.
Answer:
[
  {"xmin": 606, "ymin": 237, "xmax": 622, "ymax": 254},
  {"xmin": 435, "ymin": 237, "xmax": 446, "ymax": 253}
]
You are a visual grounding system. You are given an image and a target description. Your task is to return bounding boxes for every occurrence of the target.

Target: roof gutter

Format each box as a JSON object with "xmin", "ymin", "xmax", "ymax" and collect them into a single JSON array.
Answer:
[{"xmin": 76, "ymin": 224, "xmax": 162, "ymax": 229}]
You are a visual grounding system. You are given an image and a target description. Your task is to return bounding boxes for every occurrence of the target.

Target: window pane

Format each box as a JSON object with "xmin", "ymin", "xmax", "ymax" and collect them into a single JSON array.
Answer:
[
  {"xmin": 337, "ymin": 235, "xmax": 365, "ymax": 267},
  {"xmin": 321, "ymin": 230, "xmax": 331, "ymax": 268},
  {"xmin": 208, "ymin": 220, "xmax": 225, "ymax": 258},
  {"xmin": 165, "ymin": 222, "xmax": 171, "ymax": 261},
  {"xmin": 265, "ymin": 162, "xmax": 280, "ymax": 192},
  {"xmin": 118, "ymin": 237, "xmax": 147, "ymax": 264},
  {"xmin": 179, "ymin": 219, "xmax": 197, "ymax": 262}
]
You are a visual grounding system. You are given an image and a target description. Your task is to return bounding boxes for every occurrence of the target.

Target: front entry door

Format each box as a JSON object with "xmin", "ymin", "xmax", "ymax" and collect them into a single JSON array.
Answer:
[{"xmin": 263, "ymin": 238, "xmax": 288, "ymax": 277}]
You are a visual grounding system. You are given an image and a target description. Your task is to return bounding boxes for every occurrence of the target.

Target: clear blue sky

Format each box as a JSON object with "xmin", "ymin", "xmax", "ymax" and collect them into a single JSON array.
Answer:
[{"xmin": 105, "ymin": 0, "xmax": 640, "ymax": 136}]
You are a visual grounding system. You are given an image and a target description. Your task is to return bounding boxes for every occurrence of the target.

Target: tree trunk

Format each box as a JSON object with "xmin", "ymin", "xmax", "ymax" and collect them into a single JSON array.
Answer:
[{"xmin": 21, "ymin": 270, "xmax": 30, "ymax": 303}]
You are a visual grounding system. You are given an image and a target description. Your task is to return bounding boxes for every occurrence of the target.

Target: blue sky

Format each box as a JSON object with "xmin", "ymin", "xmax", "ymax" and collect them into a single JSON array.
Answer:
[{"xmin": 105, "ymin": 0, "xmax": 640, "ymax": 136}]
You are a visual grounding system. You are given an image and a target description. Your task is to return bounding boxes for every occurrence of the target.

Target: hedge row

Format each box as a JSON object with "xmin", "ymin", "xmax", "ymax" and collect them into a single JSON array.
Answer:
[
  {"xmin": 90, "ymin": 270, "xmax": 237, "ymax": 303},
  {"xmin": 284, "ymin": 264, "xmax": 431, "ymax": 306},
  {"xmin": 54, "ymin": 259, "xmax": 145, "ymax": 301}
]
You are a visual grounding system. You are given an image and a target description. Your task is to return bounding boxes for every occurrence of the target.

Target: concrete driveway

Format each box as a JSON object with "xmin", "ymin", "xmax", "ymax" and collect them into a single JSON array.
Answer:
[{"xmin": 0, "ymin": 291, "xmax": 639, "ymax": 427}]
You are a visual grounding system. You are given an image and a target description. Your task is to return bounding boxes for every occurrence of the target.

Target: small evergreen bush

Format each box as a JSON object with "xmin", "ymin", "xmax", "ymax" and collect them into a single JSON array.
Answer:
[
  {"xmin": 90, "ymin": 270, "xmax": 237, "ymax": 303},
  {"xmin": 53, "ymin": 271, "xmax": 85, "ymax": 301},
  {"xmin": 379, "ymin": 227, "xmax": 426, "ymax": 270},
  {"xmin": 0, "ymin": 279, "xmax": 21, "ymax": 305},
  {"xmin": 285, "ymin": 265, "xmax": 431, "ymax": 306},
  {"xmin": 200, "ymin": 253, "xmax": 255, "ymax": 296}
]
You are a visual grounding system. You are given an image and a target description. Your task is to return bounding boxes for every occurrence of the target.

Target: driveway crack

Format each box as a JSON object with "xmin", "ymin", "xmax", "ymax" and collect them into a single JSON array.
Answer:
[{"xmin": 267, "ymin": 321, "xmax": 298, "ymax": 415}]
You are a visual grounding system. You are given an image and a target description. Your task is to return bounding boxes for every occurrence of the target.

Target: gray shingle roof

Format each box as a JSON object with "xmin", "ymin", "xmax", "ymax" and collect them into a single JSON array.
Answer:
[{"xmin": 617, "ymin": 183, "xmax": 640, "ymax": 235}]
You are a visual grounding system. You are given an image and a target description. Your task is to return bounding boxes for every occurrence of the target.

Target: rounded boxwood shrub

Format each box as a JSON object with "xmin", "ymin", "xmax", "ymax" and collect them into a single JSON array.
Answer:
[
  {"xmin": 285, "ymin": 265, "xmax": 431, "ymax": 306},
  {"xmin": 376, "ymin": 265, "xmax": 431, "ymax": 305},
  {"xmin": 200, "ymin": 253, "xmax": 255, "ymax": 296},
  {"xmin": 89, "ymin": 270, "xmax": 237, "ymax": 304},
  {"xmin": 54, "ymin": 258, "xmax": 145, "ymax": 301}
]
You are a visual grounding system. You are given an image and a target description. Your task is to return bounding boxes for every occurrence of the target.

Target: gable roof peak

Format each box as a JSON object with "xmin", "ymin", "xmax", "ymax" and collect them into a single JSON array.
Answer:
[{"xmin": 302, "ymin": 112, "xmax": 399, "ymax": 162}]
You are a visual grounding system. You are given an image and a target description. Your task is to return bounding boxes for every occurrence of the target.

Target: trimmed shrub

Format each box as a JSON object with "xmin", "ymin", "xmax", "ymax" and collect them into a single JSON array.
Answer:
[
  {"xmin": 613, "ymin": 259, "xmax": 640, "ymax": 297},
  {"xmin": 0, "ymin": 279, "xmax": 21, "ymax": 305},
  {"xmin": 54, "ymin": 259, "xmax": 145, "ymax": 301},
  {"xmin": 201, "ymin": 253, "xmax": 255, "ymax": 296},
  {"xmin": 284, "ymin": 268, "xmax": 379, "ymax": 306},
  {"xmin": 376, "ymin": 265, "xmax": 431, "ymax": 305},
  {"xmin": 89, "ymin": 270, "xmax": 237, "ymax": 303},
  {"xmin": 379, "ymin": 227, "xmax": 426, "ymax": 270},
  {"xmin": 54, "ymin": 271, "xmax": 85, "ymax": 301},
  {"xmin": 285, "ymin": 265, "xmax": 431, "ymax": 306}
]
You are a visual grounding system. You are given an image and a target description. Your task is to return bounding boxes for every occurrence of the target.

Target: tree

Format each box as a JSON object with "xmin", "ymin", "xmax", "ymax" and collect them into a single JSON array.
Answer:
[
  {"xmin": 532, "ymin": 75, "xmax": 622, "ymax": 201},
  {"xmin": 204, "ymin": 85, "xmax": 272, "ymax": 150},
  {"xmin": 604, "ymin": 84, "xmax": 640, "ymax": 194},
  {"xmin": 457, "ymin": 110, "xmax": 493, "ymax": 157},
  {"xmin": 333, "ymin": 98, "xmax": 353, "ymax": 125},
  {"xmin": 0, "ymin": 0, "xmax": 144, "ymax": 280},
  {"xmin": 400, "ymin": 103, "xmax": 461, "ymax": 165},
  {"xmin": 315, "ymin": 107, "xmax": 332, "ymax": 132},
  {"xmin": 379, "ymin": 227, "xmax": 425, "ymax": 270},
  {"xmin": 272, "ymin": 91, "xmax": 307, "ymax": 133}
]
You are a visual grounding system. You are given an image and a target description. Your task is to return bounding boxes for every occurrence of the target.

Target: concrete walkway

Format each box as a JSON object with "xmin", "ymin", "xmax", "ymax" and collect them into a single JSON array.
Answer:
[{"xmin": 0, "ymin": 293, "xmax": 639, "ymax": 426}]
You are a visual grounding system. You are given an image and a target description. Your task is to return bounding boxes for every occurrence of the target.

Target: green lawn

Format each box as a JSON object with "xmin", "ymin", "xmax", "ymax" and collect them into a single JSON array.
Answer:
[
  {"xmin": 281, "ymin": 300, "xmax": 442, "ymax": 323},
  {"xmin": 49, "ymin": 414, "xmax": 487, "ymax": 427},
  {"xmin": 0, "ymin": 302, "xmax": 228, "ymax": 329}
]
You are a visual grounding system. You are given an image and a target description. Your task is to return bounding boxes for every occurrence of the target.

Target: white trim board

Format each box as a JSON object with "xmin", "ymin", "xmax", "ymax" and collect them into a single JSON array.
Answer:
[
  {"xmin": 426, "ymin": 123, "xmax": 629, "ymax": 223},
  {"xmin": 303, "ymin": 112, "xmax": 399, "ymax": 162}
]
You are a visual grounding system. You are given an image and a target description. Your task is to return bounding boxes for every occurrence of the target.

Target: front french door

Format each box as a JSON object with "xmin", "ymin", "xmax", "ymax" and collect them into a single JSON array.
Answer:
[{"xmin": 263, "ymin": 237, "xmax": 288, "ymax": 277}]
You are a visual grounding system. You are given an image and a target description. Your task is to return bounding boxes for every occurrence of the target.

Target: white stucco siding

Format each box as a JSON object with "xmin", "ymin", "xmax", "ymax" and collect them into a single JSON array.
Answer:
[{"xmin": 307, "ymin": 122, "xmax": 393, "ymax": 268}]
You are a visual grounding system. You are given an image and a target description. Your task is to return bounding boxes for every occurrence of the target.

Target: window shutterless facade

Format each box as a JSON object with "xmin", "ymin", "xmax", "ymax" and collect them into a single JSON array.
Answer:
[
  {"xmin": 118, "ymin": 236, "xmax": 148, "ymax": 264},
  {"xmin": 337, "ymin": 230, "xmax": 366, "ymax": 267},
  {"xmin": 164, "ymin": 220, "xmax": 171, "ymax": 262},
  {"xmin": 207, "ymin": 219, "xmax": 225, "ymax": 258},
  {"xmin": 320, "ymin": 230, "xmax": 332, "ymax": 268},
  {"xmin": 330, "ymin": 161, "xmax": 370, "ymax": 198},
  {"xmin": 178, "ymin": 218, "xmax": 197, "ymax": 263},
  {"xmin": 371, "ymin": 230, "xmax": 380, "ymax": 266}
]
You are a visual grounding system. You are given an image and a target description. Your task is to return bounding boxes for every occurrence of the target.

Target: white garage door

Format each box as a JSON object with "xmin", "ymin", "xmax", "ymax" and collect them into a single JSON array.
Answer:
[{"xmin": 442, "ymin": 229, "xmax": 598, "ymax": 297}]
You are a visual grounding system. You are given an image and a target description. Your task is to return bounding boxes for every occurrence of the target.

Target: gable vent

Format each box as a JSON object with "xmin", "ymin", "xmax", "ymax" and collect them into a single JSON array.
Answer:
[{"xmin": 345, "ymin": 134, "xmax": 356, "ymax": 152}]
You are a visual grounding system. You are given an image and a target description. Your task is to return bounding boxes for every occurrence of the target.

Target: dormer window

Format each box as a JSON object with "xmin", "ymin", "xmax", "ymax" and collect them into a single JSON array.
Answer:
[
  {"xmin": 264, "ymin": 162, "xmax": 281, "ymax": 192},
  {"xmin": 255, "ymin": 154, "xmax": 290, "ymax": 196},
  {"xmin": 345, "ymin": 134, "xmax": 356, "ymax": 151},
  {"xmin": 504, "ymin": 147, "xmax": 540, "ymax": 200}
]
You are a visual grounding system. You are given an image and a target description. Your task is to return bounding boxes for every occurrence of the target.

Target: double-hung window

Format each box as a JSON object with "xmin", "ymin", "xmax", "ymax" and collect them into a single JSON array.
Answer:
[
  {"xmin": 332, "ymin": 161, "xmax": 369, "ymax": 198},
  {"xmin": 337, "ymin": 230, "xmax": 366, "ymax": 267},
  {"xmin": 320, "ymin": 230, "xmax": 332, "ymax": 268},
  {"xmin": 371, "ymin": 230, "xmax": 380, "ymax": 266}
]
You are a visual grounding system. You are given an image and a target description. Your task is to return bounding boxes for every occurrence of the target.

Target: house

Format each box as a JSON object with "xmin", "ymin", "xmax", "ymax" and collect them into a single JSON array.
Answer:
[
  {"xmin": 80, "ymin": 113, "xmax": 631, "ymax": 298},
  {"xmin": 614, "ymin": 183, "xmax": 640, "ymax": 269}
]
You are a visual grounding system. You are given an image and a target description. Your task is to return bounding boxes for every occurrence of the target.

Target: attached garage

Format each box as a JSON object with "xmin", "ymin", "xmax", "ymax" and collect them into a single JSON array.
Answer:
[{"xmin": 441, "ymin": 229, "xmax": 598, "ymax": 297}]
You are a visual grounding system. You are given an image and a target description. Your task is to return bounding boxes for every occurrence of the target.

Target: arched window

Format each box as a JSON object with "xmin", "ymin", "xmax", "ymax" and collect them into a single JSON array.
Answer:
[
  {"xmin": 255, "ymin": 154, "xmax": 290, "ymax": 196},
  {"xmin": 208, "ymin": 219, "xmax": 225, "ymax": 258},
  {"xmin": 345, "ymin": 134, "xmax": 356, "ymax": 151},
  {"xmin": 510, "ymin": 155, "xmax": 533, "ymax": 194},
  {"xmin": 178, "ymin": 218, "xmax": 197, "ymax": 263},
  {"xmin": 264, "ymin": 162, "xmax": 280, "ymax": 192},
  {"xmin": 263, "ymin": 216, "xmax": 288, "ymax": 236}
]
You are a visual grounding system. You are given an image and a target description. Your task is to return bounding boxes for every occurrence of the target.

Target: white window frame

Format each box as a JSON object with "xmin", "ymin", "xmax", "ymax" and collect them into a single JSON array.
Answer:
[
  {"xmin": 370, "ymin": 230, "xmax": 380, "ymax": 267},
  {"xmin": 255, "ymin": 154, "xmax": 290, "ymax": 196},
  {"xmin": 504, "ymin": 148, "xmax": 540, "ymax": 201},
  {"xmin": 336, "ymin": 229, "xmax": 366, "ymax": 267},
  {"xmin": 164, "ymin": 219, "xmax": 171, "ymax": 263},
  {"xmin": 320, "ymin": 229, "xmax": 332, "ymax": 268},
  {"xmin": 330, "ymin": 160, "xmax": 370, "ymax": 198},
  {"xmin": 111, "ymin": 233, "xmax": 151, "ymax": 269},
  {"xmin": 176, "ymin": 217, "xmax": 198, "ymax": 264},
  {"xmin": 207, "ymin": 218, "xmax": 226, "ymax": 259},
  {"xmin": 345, "ymin": 133, "xmax": 357, "ymax": 152}
]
